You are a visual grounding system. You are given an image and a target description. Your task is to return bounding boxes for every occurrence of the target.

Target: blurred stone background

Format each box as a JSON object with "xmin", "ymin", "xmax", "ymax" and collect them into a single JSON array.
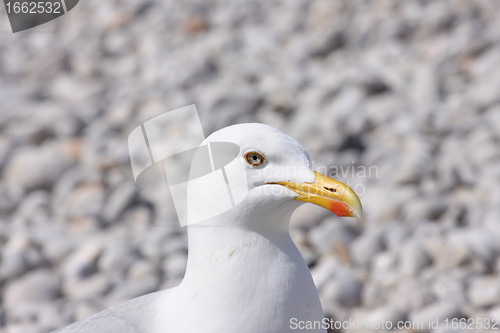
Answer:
[{"xmin": 0, "ymin": 0, "xmax": 500, "ymax": 332}]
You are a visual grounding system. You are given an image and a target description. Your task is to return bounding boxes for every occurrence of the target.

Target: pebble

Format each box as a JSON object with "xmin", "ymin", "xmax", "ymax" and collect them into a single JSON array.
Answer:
[
  {"xmin": 4, "ymin": 269, "xmax": 60, "ymax": 321},
  {"xmin": 207, "ymin": 93, "xmax": 263, "ymax": 133},
  {"xmin": 490, "ymin": 306, "xmax": 500, "ymax": 321},
  {"xmin": 321, "ymin": 273, "xmax": 363, "ymax": 308},
  {"xmin": 0, "ymin": 184, "xmax": 22, "ymax": 216},
  {"xmin": 372, "ymin": 251, "xmax": 398, "ymax": 277},
  {"xmin": 0, "ymin": 234, "xmax": 44, "ymax": 281},
  {"xmin": 399, "ymin": 240, "xmax": 432, "ymax": 275},
  {"xmin": 106, "ymin": 278, "xmax": 159, "ymax": 305},
  {"xmin": 38, "ymin": 304, "xmax": 67, "ymax": 332},
  {"xmin": 468, "ymin": 276, "xmax": 500, "ymax": 308},
  {"xmin": 308, "ymin": 218, "xmax": 357, "ymax": 254},
  {"xmin": 4, "ymin": 323, "xmax": 40, "ymax": 333},
  {"xmin": 443, "ymin": 230, "xmax": 499, "ymax": 271},
  {"xmin": 349, "ymin": 307, "xmax": 406, "ymax": 332},
  {"xmin": 350, "ymin": 229, "xmax": 385, "ymax": 267},
  {"xmin": 13, "ymin": 190, "xmax": 51, "ymax": 226},
  {"xmin": 432, "ymin": 273, "xmax": 466, "ymax": 304},
  {"xmin": 162, "ymin": 252, "xmax": 188, "ymax": 280},
  {"xmin": 42, "ymin": 236, "xmax": 76, "ymax": 263},
  {"xmin": 63, "ymin": 274, "xmax": 111, "ymax": 300},
  {"xmin": 127, "ymin": 260, "xmax": 159, "ymax": 282},
  {"xmin": 362, "ymin": 281, "xmax": 389, "ymax": 309},
  {"xmin": 409, "ymin": 302, "xmax": 462, "ymax": 330},
  {"xmin": 391, "ymin": 279, "xmax": 435, "ymax": 313},
  {"xmin": 403, "ymin": 197, "xmax": 448, "ymax": 223},
  {"xmin": 310, "ymin": 257, "xmax": 343, "ymax": 293},
  {"xmin": 98, "ymin": 242, "xmax": 140, "ymax": 277},
  {"xmin": 64, "ymin": 183, "xmax": 106, "ymax": 220},
  {"xmin": 0, "ymin": 253, "xmax": 30, "ymax": 282},
  {"xmin": 102, "ymin": 181, "xmax": 137, "ymax": 223},
  {"xmin": 4, "ymin": 269, "xmax": 60, "ymax": 305},
  {"xmin": 2, "ymin": 140, "xmax": 79, "ymax": 191},
  {"xmin": 62, "ymin": 241, "xmax": 103, "ymax": 280}
]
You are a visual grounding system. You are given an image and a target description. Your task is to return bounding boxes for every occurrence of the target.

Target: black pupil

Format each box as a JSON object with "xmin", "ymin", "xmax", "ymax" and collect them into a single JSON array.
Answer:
[{"xmin": 249, "ymin": 154, "xmax": 260, "ymax": 164}]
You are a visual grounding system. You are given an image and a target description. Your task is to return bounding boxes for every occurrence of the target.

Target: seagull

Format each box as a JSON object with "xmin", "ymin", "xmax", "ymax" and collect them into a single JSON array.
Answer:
[{"xmin": 53, "ymin": 123, "xmax": 362, "ymax": 333}]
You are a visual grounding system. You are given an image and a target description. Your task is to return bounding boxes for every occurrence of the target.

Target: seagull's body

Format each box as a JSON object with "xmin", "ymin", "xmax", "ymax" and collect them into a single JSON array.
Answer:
[
  {"xmin": 56, "ymin": 223, "xmax": 323, "ymax": 333},
  {"xmin": 54, "ymin": 124, "xmax": 362, "ymax": 333}
]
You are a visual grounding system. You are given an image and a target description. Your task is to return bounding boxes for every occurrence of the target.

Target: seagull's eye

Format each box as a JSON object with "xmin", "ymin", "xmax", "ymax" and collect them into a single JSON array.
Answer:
[{"xmin": 245, "ymin": 152, "xmax": 265, "ymax": 166}]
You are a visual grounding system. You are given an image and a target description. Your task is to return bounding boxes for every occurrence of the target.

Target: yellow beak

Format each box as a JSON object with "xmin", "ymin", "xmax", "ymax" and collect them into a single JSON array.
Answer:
[{"xmin": 270, "ymin": 171, "xmax": 363, "ymax": 220}]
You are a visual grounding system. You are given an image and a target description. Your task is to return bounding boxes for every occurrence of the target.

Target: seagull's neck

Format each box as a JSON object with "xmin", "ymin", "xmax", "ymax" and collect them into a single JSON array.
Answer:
[
  {"xmin": 176, "ymin": 210, "xmax": 325, "ymax": 331},
  {"xmin": 184, "ymin": 218, "xmax": 299, "ymax": 283},
  {"xmin": 183, "ymin": 207, "xmax": 298, "ymax": 283},
  {"xmin": 184, "ymin": 224, "xmax": 298, "ymax": 280}
]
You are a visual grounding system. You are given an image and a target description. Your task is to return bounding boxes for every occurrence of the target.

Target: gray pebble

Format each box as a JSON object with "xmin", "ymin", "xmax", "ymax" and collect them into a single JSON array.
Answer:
[
  {"xmin": 98, "ymin": 243, "xmax": 140, "ymax": 278},
  {"xmin": 62, "ymin": 242, "xmax": 103, "ymax": 280},
  {"xmin": 2, "ymin": 140, "xmax": 79, "ymax": 191},
  {"xmin": 4, "ymin": 269, "xmax": 60, "ymax": 310},
  {"xmin": 399, "ymin": 240, "xmax": 432, "ymax": 275},
  {"xmin": 410, "ymin": 302, "xmax": 462, "ymax": 329},
  {"xmin": 0, "ymin": 184, "xmax": 22, "ymax": 216},
  {"xmin": 0, "ymin": 235, "xmax": 44, "ymax": 281},
  {"xmin": 162, "ymin": 252, "xmax": 188, "ymax": 280},
  {"xmin": 106, "ymin": 278, "xmax": 159, "ymax": 305},
  {"xmin": 350, "ymin": 229, "xmax": 385, "ymax": 267},
  {"xmin": 468, "ymin": 276, "xmax": 500, "ymax": 308},
  {"xmin": 321, "ymin": 273, "xmax": 363, "ymax": 308},
  {"xmin": 64, "ymin": 183, "xmax": 105, "ymax": 220},
  {"xmin": 357, "ymin": 307, "xmax": 406, "ymax": 330},
  {"xmin": 102, "ymin": 181, "xmax": 137, "ymax": 223},
  {"xmin": 63, "ymin": 274, "xmax": 111, "ymax": 300},
  {"xmin": 489, "ymin": 306, "xmax": 500, "ymax": 321},
  {"xmin": 309, "ymin": 218, "xmax": 357, "ymax": 254}
]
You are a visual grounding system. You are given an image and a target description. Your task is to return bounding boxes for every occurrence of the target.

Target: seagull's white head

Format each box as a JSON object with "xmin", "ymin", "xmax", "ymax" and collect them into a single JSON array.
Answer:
[{"xmin": 196, "ymin": 123, "xmax": 362, "ymax": 232}]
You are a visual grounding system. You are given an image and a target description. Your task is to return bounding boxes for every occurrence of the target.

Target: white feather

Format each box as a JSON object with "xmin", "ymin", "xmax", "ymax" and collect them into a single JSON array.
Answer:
[{"xmin": 54, "ymin": 123, "xmax": 326, "ymax": 333}]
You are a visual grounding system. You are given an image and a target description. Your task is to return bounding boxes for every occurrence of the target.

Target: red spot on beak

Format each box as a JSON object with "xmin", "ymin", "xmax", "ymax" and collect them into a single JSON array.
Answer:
[{"xmin": 329, "ymin": 200, "xmax": 352, "ymax": 217}]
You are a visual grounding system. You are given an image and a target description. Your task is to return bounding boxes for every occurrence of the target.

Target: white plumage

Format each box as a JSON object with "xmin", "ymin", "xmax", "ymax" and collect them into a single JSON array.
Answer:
[{"xmin": 54, "ymin": 123, "xmax": 359, "ymax": 333}]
